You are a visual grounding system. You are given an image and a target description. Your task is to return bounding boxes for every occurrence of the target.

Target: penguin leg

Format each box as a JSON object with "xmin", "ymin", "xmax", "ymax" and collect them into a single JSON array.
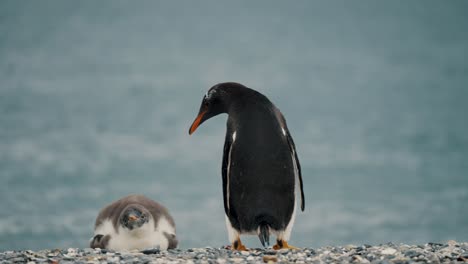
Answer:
[
  {"xmin": 225, "ymin": 215, "xmax": 248, "ymax": 251},
  {"xmin": 273, "ymin": 200, "xmax": 299, "ymax": 250},
  {"xmin": 273, "ymin": 229, "xmax": 299, "ymax": 250},
  {"xmin": 232, "ymin": 237, "xmax": 248, "ymax": 251}
]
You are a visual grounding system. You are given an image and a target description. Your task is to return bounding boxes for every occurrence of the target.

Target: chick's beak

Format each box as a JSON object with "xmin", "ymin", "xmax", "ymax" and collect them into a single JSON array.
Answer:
[{"xmin": 128, "ymin": 214, "xmax": 138, "ymax": 222}]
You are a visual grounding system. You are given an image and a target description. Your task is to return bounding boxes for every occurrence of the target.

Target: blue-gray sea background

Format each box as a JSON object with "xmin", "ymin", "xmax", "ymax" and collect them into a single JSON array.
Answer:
[{"xmin": 1, "ymin": 1, "xmax": 467, "ymax": 251}]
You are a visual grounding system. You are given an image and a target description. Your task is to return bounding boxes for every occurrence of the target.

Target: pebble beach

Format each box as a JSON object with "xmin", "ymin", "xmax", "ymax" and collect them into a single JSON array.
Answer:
[{"xmin": 2, "ymin": 241, "xmax": 467, "ymax": 264}]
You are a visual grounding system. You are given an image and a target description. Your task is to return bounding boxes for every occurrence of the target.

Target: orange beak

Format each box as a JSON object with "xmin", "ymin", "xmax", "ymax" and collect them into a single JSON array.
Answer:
[
  {"xmin": 189, "ymin": 110, "xmax": 206, "ymax": 135},
  {"xmin": 128, "ymin": 214, "xmax": 138, "ymax": 222}
]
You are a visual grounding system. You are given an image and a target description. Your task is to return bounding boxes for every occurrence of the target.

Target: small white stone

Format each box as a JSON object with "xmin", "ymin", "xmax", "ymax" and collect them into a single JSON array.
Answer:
[
  {"xmin": 216, "ymin": 258, "xmax": 226, "ymax": 264},
  {"xmin": 353, "ymin": 255, "xmax": 370, "ymax": 263},
  {"xmin": 231, "ymin": 257, "xmax": 244, "ymax": 263},
  {"xmin": 381, "ymin": 248, "xmax": 397, "ymax": 255},
  {"xmin": 241, "ymin": 251, "xmax": 250, "ymax": 256},
  {"xmin": 246, "ymin": 256, "xmax": 254, "ymax": 261},
  {"xmin": 447, "ymin": 240, "xmax": 457, "ymax": 246},
  {"xmin": 108, "ymin": 257, "xmax": 120, "ymax": 262}
]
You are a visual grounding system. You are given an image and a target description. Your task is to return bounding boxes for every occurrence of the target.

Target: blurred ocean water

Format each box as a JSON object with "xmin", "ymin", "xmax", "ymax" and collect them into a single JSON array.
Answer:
[{"xmin": 1, "ymin": 1, "xmax": 467, "ymax": 250}]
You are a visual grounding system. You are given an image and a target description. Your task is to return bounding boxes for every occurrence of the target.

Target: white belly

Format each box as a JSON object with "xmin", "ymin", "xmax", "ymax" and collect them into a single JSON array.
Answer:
[{"xmin": 94, "ymin": 217, "xmax": 175, "ymax": 251}]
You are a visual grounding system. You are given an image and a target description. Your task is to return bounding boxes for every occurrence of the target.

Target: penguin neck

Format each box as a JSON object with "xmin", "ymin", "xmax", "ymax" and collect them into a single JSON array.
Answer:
[
  {"xmin": 227, "ymin": 90, "xmax": 272, "ymax": 112},
  {"xmin": 226, "ymin": 100, "xmax": 277, "ymax": 134},
  {"xmin": 221, "ymin": 88, "xmax": 277, "ymax": 133},
  {"xmin": 221, "ymin": 87, "xmax": 269, "ymax": 111}
]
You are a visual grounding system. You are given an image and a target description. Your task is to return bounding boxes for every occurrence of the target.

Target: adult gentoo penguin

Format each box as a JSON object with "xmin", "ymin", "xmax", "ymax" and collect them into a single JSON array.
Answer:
[
  {"xmin": 189, "ymin": 82, "xmax": 305, "ymax": 250},
  {"xmin": 90, "ymin": 194, "xmax": 178, "ymax": 251}
]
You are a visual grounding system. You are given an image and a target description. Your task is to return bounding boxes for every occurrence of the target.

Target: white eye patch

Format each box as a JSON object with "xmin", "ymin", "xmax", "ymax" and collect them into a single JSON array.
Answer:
[{"xmin": 206, "ymin": 85, "xmax": 219, "ymax": 99}]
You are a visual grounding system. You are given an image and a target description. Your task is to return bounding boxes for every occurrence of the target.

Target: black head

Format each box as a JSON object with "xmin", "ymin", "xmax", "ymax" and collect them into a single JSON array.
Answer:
[
  {"xmin": 189, "ymin": 82, "xmax": 248, "ymax": 134},
  {"xmin": 119, "ymin": 205, "xmax": 151, "ymax": 230}
]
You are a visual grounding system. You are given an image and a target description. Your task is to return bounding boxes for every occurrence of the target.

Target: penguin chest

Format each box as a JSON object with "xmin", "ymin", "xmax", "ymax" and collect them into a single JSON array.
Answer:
[
  {"xmin": 110, "ymin": 226, "xmax": 166, "ymax": 251},
  {"xmin": 94, "ymin": 218, "xmax": 175, "ymax": 250}
]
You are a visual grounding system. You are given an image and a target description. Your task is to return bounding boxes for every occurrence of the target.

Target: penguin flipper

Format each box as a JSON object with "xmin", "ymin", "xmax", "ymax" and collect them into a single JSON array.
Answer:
[
  {"xmin": 90, "ymin": 234, "xmax": 111, "ymax": 249},
  {"xmin": 221, "ymin": 129, "xmax": 233, "ymax": 215},
  {"xmin": 274, "ymin": 107, "xmax": 305, "ymax": 211},
  {"xmin": 285, "ymin": 131, "xmax": 305, "ymax": 211},
  {"xmin": 163, "ymin": 232, "xmax": 178, "ymax": 249}
]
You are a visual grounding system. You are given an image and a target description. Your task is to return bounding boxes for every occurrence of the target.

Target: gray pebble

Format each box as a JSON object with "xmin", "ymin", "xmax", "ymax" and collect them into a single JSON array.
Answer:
[{"xmin": 1, "ymin": 242, "xmax": 467, "ymax": 264}]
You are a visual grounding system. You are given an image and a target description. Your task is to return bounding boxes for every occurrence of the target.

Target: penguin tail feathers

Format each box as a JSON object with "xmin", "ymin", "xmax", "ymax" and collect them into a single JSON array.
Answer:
[{"xmin": 258, "ymin": 223, "xmax": 270, "ymax": 247}]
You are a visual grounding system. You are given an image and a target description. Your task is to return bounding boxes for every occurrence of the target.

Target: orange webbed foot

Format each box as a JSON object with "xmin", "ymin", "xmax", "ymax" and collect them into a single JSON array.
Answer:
[
  {"xmin": 232, "ymin": 238, "xmax": 249, "ymax": 251},
  {"xmin": 273, "ymin": 240, "xmax": 299, "ymax": 250}
]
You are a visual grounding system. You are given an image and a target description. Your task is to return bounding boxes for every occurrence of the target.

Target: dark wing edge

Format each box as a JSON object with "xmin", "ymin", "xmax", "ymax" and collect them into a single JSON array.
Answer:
[
  {"xmin": 90, "ymin": 234, "xmax": 111, "ymax": 249},
  {"xmin": 286, "ymin": 131, "xmax": 305, "ymax": 211},
  {"xmin": 221, "ymin": 131, "xmax": 233, "ymax": 216},
  {"xmin": 274, "ymin": 107, "xmax": 305, "ymax": 211},
  {"xmin": 164, "ymin": 232, "xmax": 179, "ymax": 249}
]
